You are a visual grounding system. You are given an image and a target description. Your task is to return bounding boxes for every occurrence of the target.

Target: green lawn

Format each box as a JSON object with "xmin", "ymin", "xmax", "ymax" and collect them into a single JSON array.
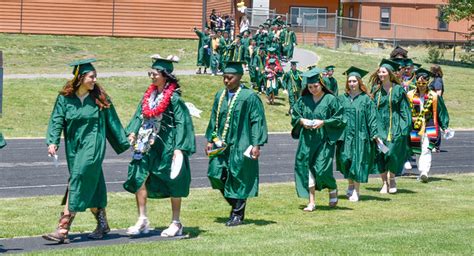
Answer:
[
  {"xmin": 0, "ymin": 75, "xmax": 292, "ymax": 137},
  {"xmin": 0, "ymin": 174, "xmax": 473, "ymax": 254},
  {"xmin": 0, "ymin": 34, "xmax": 198, "ymax": 74}
]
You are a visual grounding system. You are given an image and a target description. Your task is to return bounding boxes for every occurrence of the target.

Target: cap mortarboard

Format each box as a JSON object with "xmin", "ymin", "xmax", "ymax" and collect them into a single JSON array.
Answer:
[
  {"xmin": 413, "ymin": 62, "xmax": 422, "ymax": 69},
  {"xmin": 69, "ymin": 58, "xmax": 96, "ymax": 76},
  {"xmin": 223, "ymin": 61, "xmax": 246, "ymax": 75},
  {"xmin": 151, "ymin": 54, "xmax": 179, "ymax": 73},
  {"xmin": 268, "ymin": 58, "xmax": 277, "ymax": 64},
  {"xmin": 343, "ymin": 66, "xmax": 369, "ymax": 79},
  {"xmin": 302, "ymin": 68, "xmax": 323, "ymax": 84},
  {"xmin": 414, "ymin": 68, "xmax": 433, "ymax": 79},
  {"xmin": 290, "ymin": 60, "xmax": 298, "ymax": 65},
  {"xmin": 267, "ymin": 46, "xmax": 277, "ymax": 53},
  {"xmin": 379, "ymin": 58, "xmax": 400, "ymax": 72},
  {"xmin": 401, "ymin": 58, "xmax": 414, "ymax": 67},
  {"xmin": 325, "ymin": 65, "xmax": 335, "ymax": 71}
]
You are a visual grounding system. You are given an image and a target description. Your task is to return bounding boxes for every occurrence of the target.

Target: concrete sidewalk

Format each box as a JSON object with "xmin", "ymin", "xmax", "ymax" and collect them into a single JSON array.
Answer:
[{"xmin": 3, "ymin": 47, "xmax": 319, "ymax": 79}]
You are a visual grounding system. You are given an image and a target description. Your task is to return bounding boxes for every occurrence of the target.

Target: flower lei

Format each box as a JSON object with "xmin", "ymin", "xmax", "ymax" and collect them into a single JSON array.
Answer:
[
  {"xmin": 213, "ymin": 86, "xmax": 242, "ymax": 144},
  {"xmin": 141, "ymin": 82, "xmax": 176, "ymax": 119},
  {"xmin": 412, "ymin": 92, "xmax": 434, "ymax": 130}
]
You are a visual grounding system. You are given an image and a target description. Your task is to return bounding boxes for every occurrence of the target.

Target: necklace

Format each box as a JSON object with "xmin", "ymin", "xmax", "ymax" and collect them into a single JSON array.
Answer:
[
  {"xmin": 141, "ymin": 83, "xmax": 176, "ymax": 119},
  {"xmin": 214, "ymin": 86, "xmax": 242, "ymax": 143}
]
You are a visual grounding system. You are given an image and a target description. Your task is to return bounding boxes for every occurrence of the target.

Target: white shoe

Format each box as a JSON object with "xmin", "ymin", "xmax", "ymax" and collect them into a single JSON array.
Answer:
[
  {"xmin": 349, "ymin": 191, "xmax": 359, "ymax": 202},
  {"xmin": 380, "ymin": 182, "xmax": 388, "ymax": 194},
  {"xmin": 388, "ymin": 178, "xmax": 397, "ymax": 194},
  {"xmin": 303, "ymin": 203, "xmax": 316, "ymax": 212},
  {"xmin": 404, "ymin": 161, "xmax": 412, "ymax": 170},
  {"xmin": 161, "ymin": 221, "xmax": 183, "ymax": 237},
  {"xmin": 126, "ymin": 217, "xmax": 150, "ymax": 236},
  {"xmin": 420, "ymin": 172, "xmax": 429, "ymax": 183}
]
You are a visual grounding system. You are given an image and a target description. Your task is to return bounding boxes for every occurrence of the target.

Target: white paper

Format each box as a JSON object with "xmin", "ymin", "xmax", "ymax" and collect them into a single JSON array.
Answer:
[
  {"xmin": 303, "ymin": 119, "xmax": 316, "ymax": 127},
  {"xmin": 243, "ymin": 145, "xmax": 253, "ymax": 158},
  {"xmin": 170, "ymin": 153, "xmax": 183, "ymax": 179},
  {"xmin": 185, "ymin": 102, "xmax": 203, "ymax": 118},
  {"xmin": 49, "ymin": 154, "xmax": 59, "ymax": 167},
  {"xmin": 376, "ymin": 140, "xmax": 389, "ymax": 154},
  {"xmin": 443, "ymin": 129, "xmax": 455, "ymax": 140}
]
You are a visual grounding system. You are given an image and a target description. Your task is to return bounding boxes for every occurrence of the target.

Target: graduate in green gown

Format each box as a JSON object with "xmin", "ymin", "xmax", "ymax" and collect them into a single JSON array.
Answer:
[
  {"xmin": 282, "ymin": 61, "xmax": 303, "ymax": 114},
  {"xmin": 407, "ymin": 68, "xmax": 450, "ymax": 183},
  {"xmin": 43, "ymin": 59, "xmax": 130, "ymax": 243},
  {"xmin": 124, "ymin": 55, "xmax": 196, "ymax": 237},
  {"xmin": 336, "ymin": 67, "xmax": 379, "ymax": 202},
  {"xmin": 324, "ymin": 65, "xmax": 339, "ymax": 96},
  {"xmin": 0, "ymin": 132, "xmax": 6, "ymax": 149},
  {"xmin": 369, "ymin": 59, "xmax": 412, "ymax": 194},
  {"xmin": 291, "ymin": 68, "xmax": 345, "ymax": 212},
  {"xmin": 193, "ymin": 27, "xmax": 211, "ymax": 74},
  {"xmin": 205, "ymin": 61, "xmax": 268, "ymax": 226},
  {"xmin": 228, "ymin": 34, "xmax": 246, "ymax": 62},
  {"xmin": 282, "ymin": 24, "xmax": 297, "ymax": 60},
  {"xmin": 219, "ymin": 30, "xmax": 232, "ymax": 70},
  {"xmin": 253, "ymin": 47, "xmax": 267, "ymax": 94}
]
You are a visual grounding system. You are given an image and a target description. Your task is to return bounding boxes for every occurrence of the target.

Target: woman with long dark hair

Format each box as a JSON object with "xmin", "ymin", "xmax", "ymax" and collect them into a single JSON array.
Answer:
[
  {"xmin": 291, "ymin": 68, "xmax": 345, "ymax": 211},
  {"xmin": 336, "ymin": 67, "xmax": 379, "ymax": 202},
  {"xmin": 124, "ymin": 55, "xmax": 195, "ymax": 237},
  {"xmin": 369, "ymin": 59, "xmax": 411, "ymax": 194},
  {"xmin": 43, "ymin": 59, "xmax": 129, "ymax": 243}
]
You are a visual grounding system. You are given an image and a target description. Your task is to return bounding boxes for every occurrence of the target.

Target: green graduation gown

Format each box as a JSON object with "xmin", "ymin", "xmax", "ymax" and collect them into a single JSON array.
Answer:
[
  {"xmin": 0, "ymin": 132, "xmax": 6, "ymax": 149},
  {"xmin": 291, "ymin": 93, "xmax": 345, "ymax": 197},
  {"xmin": 252, "ymin": 53, "xmax": 267, "ymax": 89},
  {"xmin": 46, "ymin": 94, "xmax": 129, "ymax": 212},
  {"xmin": 282, "ymin": 30, "xmax": 297, "ymax": 59},
  {"xmin": 229, "ymin": 43, "xmax": 246, "ymax": 62},
  {"xmin": 336, "ymin": 93, "xmax": 378, "ymax": 183},
  {"xmin": 283, "ymin": 69, "xmax": 303, "ymax": 108},
  {"xmin": 194, "ymin": 29, "xmax": 210, "ymax": 68},
  {"xmin": 205, "ymin": 86, "xmax": 268, "ymax": 199},
  {"xmin": 372, "ymin": 84, "xmax": 412, "ymax": 174},
  {"xmin": 124, "ymin": 92, "xmax": 196, "ymax": 198},
  {"xmin": 326, "ymin": 76, "xmax": 339, "ymax": 96}
]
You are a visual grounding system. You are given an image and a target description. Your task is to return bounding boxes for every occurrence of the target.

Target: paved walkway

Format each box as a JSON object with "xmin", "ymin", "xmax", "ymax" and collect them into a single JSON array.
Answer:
[{"xmin": 4, "ymin": 47, "xmax": 319, "ymax": 80}]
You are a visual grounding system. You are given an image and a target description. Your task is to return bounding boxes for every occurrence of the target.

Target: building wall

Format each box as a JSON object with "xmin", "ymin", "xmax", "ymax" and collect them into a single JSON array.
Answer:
[
  {"xmin": 341, "ymin": 2, "xmax": 471, "ymax": 42},
  {"xmin": 270, "ymin": 0, "xmax": 339, "ymax": 15},
  {"xmin": 0, "ymin": 0, "xmax": 203, "ymax": 39}
]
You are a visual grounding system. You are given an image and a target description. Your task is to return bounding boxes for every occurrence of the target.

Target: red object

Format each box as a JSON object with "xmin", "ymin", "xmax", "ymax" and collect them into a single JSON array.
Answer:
[
  {"xmin": 141, "ymin": 83, "xmax": 177, "ymax": 119},
  {"xmin": 265, "ymin": 54, "xmax": 283, "ymax": 72}
]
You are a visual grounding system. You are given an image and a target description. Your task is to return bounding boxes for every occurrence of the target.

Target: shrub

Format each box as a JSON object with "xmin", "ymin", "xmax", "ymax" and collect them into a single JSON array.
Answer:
[{"xmin": 425, "ymin": 47, "xmax": 444, "ymax": 63}]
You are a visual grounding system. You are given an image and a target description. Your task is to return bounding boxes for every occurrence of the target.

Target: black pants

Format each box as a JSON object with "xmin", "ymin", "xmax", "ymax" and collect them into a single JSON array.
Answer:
[{"xmin": 220, "ymin": 168, "xmax": 247, "ymax": 219}]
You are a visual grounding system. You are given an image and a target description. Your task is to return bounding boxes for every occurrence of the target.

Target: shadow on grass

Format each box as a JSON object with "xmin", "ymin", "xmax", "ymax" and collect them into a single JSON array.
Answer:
[
  {"xmin": 365, "ymin": 187, "xmax": 417, "ymax": 194},
  {"xmin": 214, "ymin": 217, "xmax": 277, "ymax": 226},
  {"xmin": 438, "ymin": 59, "xmax": 474, "ymax": 68},
  {"xmin": 153, "ymin": 226, "xmax": 206, "ymax": 238},
  {"xmin": 358, "ymin": 195, "xmax": 391, "ymax": 202},
  {"xmin": 0, "ymin": 244, "xmax": 23, "ymax": 253}
]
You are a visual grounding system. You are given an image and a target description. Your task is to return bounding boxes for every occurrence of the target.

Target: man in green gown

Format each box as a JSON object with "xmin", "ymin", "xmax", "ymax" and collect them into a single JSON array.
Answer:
[
  {"xmin": 219, "ymin": 30, "xmax": 232, "ymax": 70},
  {"xmin": 205, "ymin": 61, "xmax": 268, "ymax": 226},
  {"xmin": 281, "ymin": 24, "xmax": 297, "ymax": 61},
  {"xmin": 324, "ymin": 65, "xmax": 338, "ymax": 95},
  {"xmin": 228, "ymin": 34, "xmax": 246, "ymax": 62},
  {"xmin": 193, "ymin": 27, "xmax": 211, "ymax": 74},
  {"xmin": 44, "ymin": 59, "xmax": 130, "ymax": 243},
  {"xmin": 282, "ymin": 61, "xmax": 303, "ymax": 113}
]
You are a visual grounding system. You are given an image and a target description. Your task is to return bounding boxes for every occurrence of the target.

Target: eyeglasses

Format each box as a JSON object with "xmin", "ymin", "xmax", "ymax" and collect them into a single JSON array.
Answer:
[{"xmin": 148, "ymin": 71, "xmax": 160, "ymax": 77}]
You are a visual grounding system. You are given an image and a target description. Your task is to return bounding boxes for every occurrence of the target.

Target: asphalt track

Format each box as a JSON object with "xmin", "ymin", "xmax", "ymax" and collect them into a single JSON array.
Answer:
[{"xmin": 1, "ymin": 132, "xmax": 473, "ymax": 199}]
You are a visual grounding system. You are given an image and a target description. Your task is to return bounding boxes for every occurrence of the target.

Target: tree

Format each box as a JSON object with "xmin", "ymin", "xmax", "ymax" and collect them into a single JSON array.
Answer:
[{"xmin": 440, "ymin": 0, "xmax": 474, "ymax": 22}]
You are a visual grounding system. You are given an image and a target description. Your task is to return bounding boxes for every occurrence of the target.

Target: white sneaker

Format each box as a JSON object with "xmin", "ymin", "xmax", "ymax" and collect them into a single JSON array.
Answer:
[
  {"xmin": 404, "ymin": 161, "xmax": 412, "ymax": 170},
  {"xmin": 126, "ymin": 217, "xmax": 150, "ymax": 236},
  {"xmin": 349, "ymin": 191, "xmax": 359, "ymax": 202},
  {"xmin": 380, "ymin": 183, "xmax": 388, "ymax": 194},
  {"xmin": 161, "ymin": 221, "xmax": 183, "ymax": 237},
  {"xmin": 420, "ymin": 172, "xmax": 429, "ymax": 183}
]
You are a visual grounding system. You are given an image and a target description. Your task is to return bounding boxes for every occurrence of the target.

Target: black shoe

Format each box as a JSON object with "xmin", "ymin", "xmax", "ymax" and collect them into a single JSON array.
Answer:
[{"xmin": 225, "ymin": 215, "xmax": 243, "ymax": 227}]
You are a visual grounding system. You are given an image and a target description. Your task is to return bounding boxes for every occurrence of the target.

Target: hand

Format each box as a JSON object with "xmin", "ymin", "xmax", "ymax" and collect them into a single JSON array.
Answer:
[
  {"xmin": 173, "ymin": 149, "xmax": 182, "ymax": 160},
  {"xmin": 313, "ymin": 120, "xmax": 324, "ymax": 129},
  {"xmin": 300, "ymin": 118, "xmax": 313, "ymax": 130},
  {"xmin": 128, "ymin": 133, "xmax": 136, "ymax": 145},
  {"xmin": 251, "ymin": 146, "xmax": 260, "ymax": 159},
  {"xmin": 205, "ymin": 142, "xmax": 213, "ymax": 156},
  {"xmin": 48, "ymin": 144, "xmax": 57, "ymax": 156}
]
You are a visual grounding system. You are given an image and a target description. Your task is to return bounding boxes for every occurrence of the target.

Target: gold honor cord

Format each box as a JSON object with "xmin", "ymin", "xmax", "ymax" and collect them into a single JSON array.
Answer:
[{"xmin": 71, "ymin": 65, "xmax": 80, "ymax": 84}]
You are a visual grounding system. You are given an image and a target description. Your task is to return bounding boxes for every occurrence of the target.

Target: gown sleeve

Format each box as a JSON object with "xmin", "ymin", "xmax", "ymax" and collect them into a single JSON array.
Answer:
[
  {"xmin": 323, "ymin": 96, "xmax": 346, "ymax": 144},
  {"xmin": 248, "ymin": 93, "xmax": 268, "ymax": 146},
  {"xmin": 172, "ymin": 96, "xmax": 196, "ymax": 155},
  {"xmin": 437, "ymin": 95, "xmax": 450, "ymax": 130},
  {"xmin": 125, "ymin": 101, "xmax": 143, "ymax": 136},
  {"xmin": 366, "ymin": 97, "xmax": 379, "ymax": 140},
  {"xmin": 398, "ymin": 88, "xmax": 412, "ymax": 137},
  {"xmin": 290, "ymin": 97, "xmax": 304, "ymax": 139},
  {"xmin": 104, "ymin": 100, "xmax": 130, "ymax": 154},
  {"xmin": 46, "ymin": 95, "xmax": 66, "ymax": 147},
  {"xmin": 205, "ymin": 91, "xmax": 221, "ymax": 142}
]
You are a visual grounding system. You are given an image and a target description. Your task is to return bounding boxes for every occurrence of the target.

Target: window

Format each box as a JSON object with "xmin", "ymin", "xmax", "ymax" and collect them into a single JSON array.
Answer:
[
  {"xmin": 290, "ymin": 7, "xmax": 327, "ymax": 27},
  {"xmin": 438, "ymin": 9, "xmax": 448, "ymax": 31},
  {"xmin": 380, "ymin": 7, "xmax": 391, "ymax": 29}
]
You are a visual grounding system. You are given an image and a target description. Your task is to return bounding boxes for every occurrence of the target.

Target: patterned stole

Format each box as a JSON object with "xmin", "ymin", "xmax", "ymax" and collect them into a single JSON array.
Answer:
[{"xmin": 407, "ymin": 90, "xmax": 439, "ymax": 153}]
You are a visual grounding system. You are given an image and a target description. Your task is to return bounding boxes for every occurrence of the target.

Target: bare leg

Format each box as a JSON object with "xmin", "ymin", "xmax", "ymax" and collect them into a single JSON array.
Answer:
[
  {"xmin": 170, "ymin": 197, "xmax": 181, "ymax": 222},
  {"xmin": 308, "ymin": 186, "xmax": 316, "ymax": 206},
  {"xmin": 126, "ymin": 183, "xmax": 150, "ymax": 235},
  {"xmin": 136, "ymin": 183, "xmax": 148, "ymax": 218},
  {"xmin": 347, "ymin": 179, "xmax": 354, "ymax": 197}
]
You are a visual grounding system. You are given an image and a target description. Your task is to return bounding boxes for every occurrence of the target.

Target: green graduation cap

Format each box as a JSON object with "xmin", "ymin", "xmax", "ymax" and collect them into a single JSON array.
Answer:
[
  {"xmin": 69, "ymin": 58, "xmax": 96, "ymax": 76},
  {"xmin": 290, "ymin": 60, "xmax": 298, "ymax": 65},
  {"xmin": 268, "ymin": 58, "xmax": 277, "ymax": 65},
  {"xmin": 413, "ymin": 62, "xmax": 422, "ymax": 69},
  {"xmin": 306, "ymin": 63, "xmax": 317, "ymax": 70},
  {"xmin": 325, "ymin": 65, "xmax": 335, "ymax": 71},
  {"xmin": 223, "ymin": 61, "xmax": 246, "ymax": 75},
  {"xmin": 236, "ymin": 34, "xmax": 242, "ymax": 39},
  {"xmin": 343, "ymin": 66, "xmax": 369, "ymax": 79},
  {"xmin": 379, "ymin": 58, "xmax": 400, "ymax": 72},
  {"xmin": 401, "ymin": 58, "xmax": 414, "ymax": 67},
  {"xmin": 302, "ymin": 68, "xmax": 323, "ymax": 84},
  {"xmin": 267, "ymin": 47, "xmax": 277, "ymax": 53},
  {"xmin": 151, "ymin": 54, "xmax": 178, "ymax": 73},
  {"xmin": 414, "ymin": 68, "xmax": 434, "ymax": 79}
]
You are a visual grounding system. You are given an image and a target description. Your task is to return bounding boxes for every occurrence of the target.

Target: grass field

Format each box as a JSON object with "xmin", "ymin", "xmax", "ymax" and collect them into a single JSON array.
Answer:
[
  {"xmin": 0, "ymin": 75, "xmax": 292, "ymax": 137},
  {"xmin": 0, "ymin": 174, "xmax": 473, "ymax": 254}
]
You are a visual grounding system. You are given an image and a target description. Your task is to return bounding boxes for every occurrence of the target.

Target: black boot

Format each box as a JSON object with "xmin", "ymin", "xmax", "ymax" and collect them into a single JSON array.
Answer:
[
  {"xmin": 42, "ymin": 212, "xmax": 76, "ymax": 244},
  {"xmin": 88, "ymin": 208, "xmax": 110, "ymax": 240}
]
